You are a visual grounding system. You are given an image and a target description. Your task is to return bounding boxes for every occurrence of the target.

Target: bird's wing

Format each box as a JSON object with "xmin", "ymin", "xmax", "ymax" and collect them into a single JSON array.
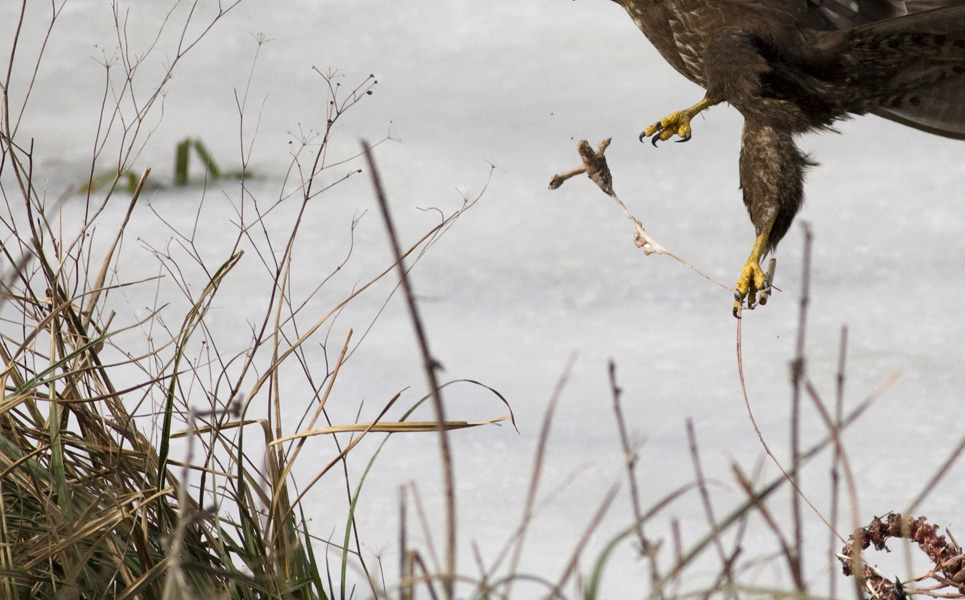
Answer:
[
  {"xmin": 872, "ymin": 94, "xmax": 965, "ymax": 139},
  {"xmin": 790, "ymin": 0, "xmax": 962, "ymax": 30},
  {"xmin": 862, "ymin": 4, "xmax": 965, "ymax": 139},
  {"xmin": 800, "ymin": 0, "xmax": 909, "ymax": 29},
  {"xmin": 906, "ymin": 0, "xmax": 965, "ymax": 13}
]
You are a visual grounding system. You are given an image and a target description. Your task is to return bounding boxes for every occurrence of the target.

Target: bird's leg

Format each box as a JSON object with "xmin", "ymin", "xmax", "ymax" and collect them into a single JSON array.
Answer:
[
  {"xmin": 641, "ymin": 96, "xmax": 722, "ymax": 146},
  {"xmin": 733, "ymin": 211, "xmax": 777, "ymax": 317}
]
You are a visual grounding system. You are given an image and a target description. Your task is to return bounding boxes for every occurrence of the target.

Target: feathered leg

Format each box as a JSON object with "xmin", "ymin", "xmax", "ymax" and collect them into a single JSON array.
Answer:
[{"xmin": 734, "ymin": 118, "xmax": 811, "ymax": 315}]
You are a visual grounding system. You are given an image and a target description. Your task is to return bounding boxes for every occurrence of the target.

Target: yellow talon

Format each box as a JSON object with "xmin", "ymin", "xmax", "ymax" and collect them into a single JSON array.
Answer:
[
  {"xmin": 644, "ymin": 111, "xmax": 694, "ymax": 142},
  {"xmin": 732, "ymin": 213, "xmax": 777, "ymax": 317},
  {"xmin": 641, "ymin": 96, "xmax": 721, "ymax": 145},
  {"xmin": 733, "ymin": 258, "xmax": 770, "ymax": 316}
]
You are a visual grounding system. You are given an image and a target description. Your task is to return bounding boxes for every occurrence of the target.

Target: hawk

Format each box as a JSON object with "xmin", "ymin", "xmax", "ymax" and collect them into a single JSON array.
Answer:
[{"xmin": 612, "ymin": 0, "xmax": 965, "ymax": 315}]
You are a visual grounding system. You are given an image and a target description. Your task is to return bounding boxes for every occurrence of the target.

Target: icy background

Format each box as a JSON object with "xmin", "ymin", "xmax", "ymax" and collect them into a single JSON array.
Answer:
[{"xmin": 3, "ymin": 0, "xmax": 965, "ymax": 595}]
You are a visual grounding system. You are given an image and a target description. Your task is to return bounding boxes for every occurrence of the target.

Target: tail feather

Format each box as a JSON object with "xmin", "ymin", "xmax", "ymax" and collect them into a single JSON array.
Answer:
[
  {"xmin": 872, "ymin": 79, "xmax": 965, "ymax": 139},
  {"xmin": 838, "ymin": 4, "xmax": 965, "ymax": 137}
]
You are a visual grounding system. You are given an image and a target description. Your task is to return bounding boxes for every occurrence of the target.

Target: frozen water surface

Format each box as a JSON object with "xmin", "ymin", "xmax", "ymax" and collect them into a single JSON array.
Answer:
[{"xmin": 2, "ymin": 0, "xmax": 965, "ymax": 595}]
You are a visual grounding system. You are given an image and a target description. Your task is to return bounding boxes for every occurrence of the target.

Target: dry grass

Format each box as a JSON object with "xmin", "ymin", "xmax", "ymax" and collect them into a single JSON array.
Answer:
[{"xmin": 0, "ymin": 3, "xmax": 507, "ymax": 598}]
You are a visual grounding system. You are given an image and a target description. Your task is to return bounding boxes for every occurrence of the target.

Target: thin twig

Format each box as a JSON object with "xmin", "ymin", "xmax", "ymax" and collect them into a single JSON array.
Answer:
[
  {"xmin": 830, "ymin": 325, "xmax": 848, "ymax": 600},
  {"xmin": 904, "ymin": 432, "xmax": 965, "ymax": 517},
  {"xmin": 803, "ymin": 379, "xmax": 859, "ymax": 547},
  {"xmin": 82, "ymin": 166, "xmax": 151, "ymax": 327},
  {"xmin": 653, "ymin": 389, "xmax": 882, "ymax": 591},
  {"xmin": 789, "ymin": 224, "xmax": 812, "ymax": 593},
  {"xmin": 610, "ymin": 361, "xmax": 653, "ymax": 556},
  {"xmin": 732, "ymin": 464, "xmax": 805, "ymax": 592},
  {"xmin": 363, "ymin": 141, "xmax": 456, "ymax": 600},
  {"xmin": 686, "ymin": 419, "xmax": 727, "ymax": 565},
  {"xmin": 549, "ymin": 138, "xmax": 731, "ymax": 291}
]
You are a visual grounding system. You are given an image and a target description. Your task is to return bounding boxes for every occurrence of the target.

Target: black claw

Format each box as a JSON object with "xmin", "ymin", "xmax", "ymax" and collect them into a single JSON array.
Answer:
[
  {"xmin": 675, "ymin": 131, "xmax": 692, "ymax": 143},
  {"xmin": 641, "ymin": 122, "xmax": 664, "ymax": 145}
]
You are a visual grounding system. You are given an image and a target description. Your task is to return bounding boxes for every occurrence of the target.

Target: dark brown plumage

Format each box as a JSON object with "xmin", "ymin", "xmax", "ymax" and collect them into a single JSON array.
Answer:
[{"xmin": 613, "ymin": 0, "xmax": 965, "ymax": 314}]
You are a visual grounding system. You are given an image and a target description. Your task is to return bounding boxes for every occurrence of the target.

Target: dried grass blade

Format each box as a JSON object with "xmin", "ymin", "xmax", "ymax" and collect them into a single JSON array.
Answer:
[
  {"xmin": 170, "ymin": 418, "xmax": 267, "ymax": 439},
  {"xmin": 268, "ymin": 415, "xmax": 512, "ymax": 445}
]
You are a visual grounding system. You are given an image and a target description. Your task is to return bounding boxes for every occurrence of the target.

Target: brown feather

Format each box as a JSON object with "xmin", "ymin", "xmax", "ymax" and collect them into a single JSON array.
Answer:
[{"xmin": 613, "ymin": 0, "xmax": 965, "ymax": 253}]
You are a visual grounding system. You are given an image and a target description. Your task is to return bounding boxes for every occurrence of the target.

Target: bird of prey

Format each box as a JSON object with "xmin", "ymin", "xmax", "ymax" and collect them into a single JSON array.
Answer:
[{"xmin": 612, "ymin": 0, "xmax": 965, "ymax": 315}]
